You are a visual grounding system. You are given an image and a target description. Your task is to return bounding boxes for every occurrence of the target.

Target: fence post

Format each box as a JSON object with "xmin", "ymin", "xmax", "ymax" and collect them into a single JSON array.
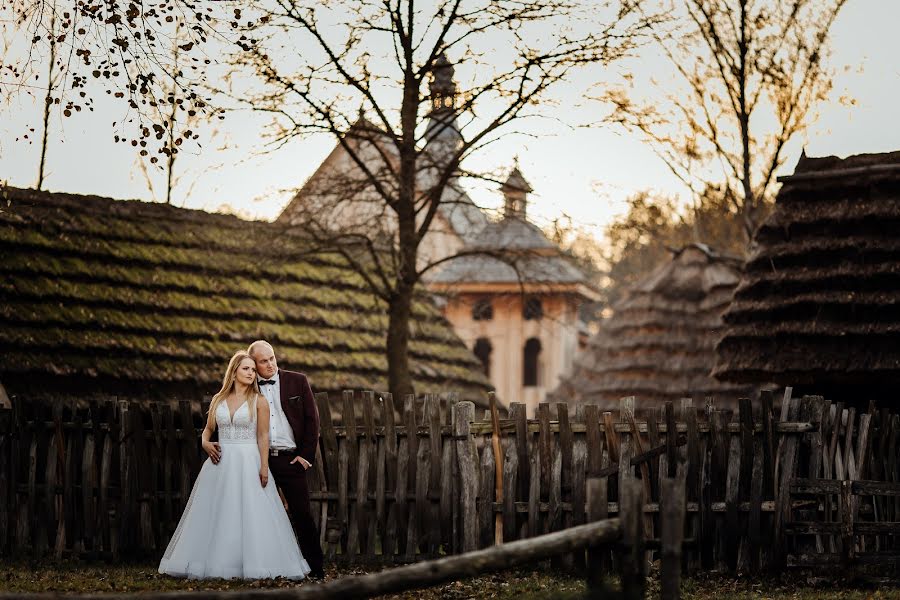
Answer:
[
  {"xmin": 585, "ymin": 477, "xmax": 608, "ymax": 591},
  {"xmin": 660, "ymin": 470, "xmax": 686, "ymax": 600},
  {"xmin": 453, "ymin": 401, "xmax": 477, "ymax": 553},
  {"xmin": 620, "ymin": 478, "xmax": 645, "ymax": 600}
]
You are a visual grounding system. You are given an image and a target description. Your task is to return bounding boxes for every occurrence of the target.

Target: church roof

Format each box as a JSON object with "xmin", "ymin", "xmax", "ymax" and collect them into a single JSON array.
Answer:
[
  {"xmin": 428, "ymin": 253, "xmax": 587, "ymax": 286},
  {"xmin": 502, "ymin": 167, "xmax": 533, "ymax": 193},
  {"xmin": 0, "ymin": 186, "xmax": 491, "ymax": 402},
  {"xmin": 713, "ymin": 150, "xmax": 900, "ymax": 390},
  {"xmin": 471, "ymin": 215, "xmax": 557, "ymax": 251},
  {"xmin": 551, "ymin": 244, "xmax": 756, "ymax": 408}
]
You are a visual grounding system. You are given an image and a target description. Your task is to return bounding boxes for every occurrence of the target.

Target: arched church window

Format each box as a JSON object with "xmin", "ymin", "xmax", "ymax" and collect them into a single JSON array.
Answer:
[
  {"xmin": 523, "ymin": 337, "xmax": 542, "ymax": 387},
  {"xmin": 473, "ymin": 337, "xmax": 492, "ymax": 377},
  {"xmin": 523, "ymin": 297, "xmax": 543, "ymax": 320},
  {"xmin": 472, "ymin": 298, "xmax": 494, "ymax": 321}
]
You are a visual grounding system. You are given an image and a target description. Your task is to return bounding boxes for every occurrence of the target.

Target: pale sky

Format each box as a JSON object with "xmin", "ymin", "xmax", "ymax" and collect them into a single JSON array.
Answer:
[{"xmin": 1, "ymin": 0, "xmax": 898, "ymax": 240}]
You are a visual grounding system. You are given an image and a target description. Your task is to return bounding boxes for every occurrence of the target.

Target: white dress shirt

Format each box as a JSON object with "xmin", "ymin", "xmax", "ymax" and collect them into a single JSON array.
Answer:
[{"xmin": 259, "ymin": 370, "xmax": 297, "ymax": 450}]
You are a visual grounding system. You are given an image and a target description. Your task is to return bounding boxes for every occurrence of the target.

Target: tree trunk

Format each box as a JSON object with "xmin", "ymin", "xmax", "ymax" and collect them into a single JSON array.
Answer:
[{"xmin": 386, "ymin": 283, "xmax": 415, "ymax": 398}]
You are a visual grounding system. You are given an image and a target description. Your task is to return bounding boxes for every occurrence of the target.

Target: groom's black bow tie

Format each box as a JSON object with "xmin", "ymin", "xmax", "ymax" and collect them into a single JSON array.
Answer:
[{"xmin": 259, "ymin": 379, "xmax": 276, "ymax": 386}]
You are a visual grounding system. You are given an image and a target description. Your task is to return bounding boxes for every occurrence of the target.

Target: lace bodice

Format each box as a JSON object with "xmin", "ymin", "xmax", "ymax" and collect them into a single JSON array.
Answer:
[{"xmin": 216, "ymin": 401, "xmax": 257, "ymax": 444}]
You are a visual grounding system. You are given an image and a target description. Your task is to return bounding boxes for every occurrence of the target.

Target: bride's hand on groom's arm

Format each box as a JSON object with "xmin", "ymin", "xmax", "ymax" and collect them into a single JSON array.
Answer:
[{"xmin": 202, "ymin": 440, "xmax": 222, "ymax": 464}]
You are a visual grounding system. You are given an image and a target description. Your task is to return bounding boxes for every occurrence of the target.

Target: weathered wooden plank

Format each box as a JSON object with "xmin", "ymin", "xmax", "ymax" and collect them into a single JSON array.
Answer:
[
  {"xmin": 12, "ymin": 398, "xmax": 26, "ymax": 554},
  {"xmin": 724, "ymin": 416, "xmax": 742, "ymax": 572},
  {"xmin": 82, "ymin": 403, "xmax": 98, "ymax": 553},
  {"xmin": 502, "ymin": 441, "xmax": 519, "ymax": 543},
  {"xmin": 773, "ymin": 397, "xmax": 803, "ymax": 567},
  {"xmin": 387, "ymin": 395, "xmax": 410, "ymax": 560},
  {"xmin": 510, "ymin": 403, "xmax": 529, "ymax": 502},
  {"xmin": 374, "ymin": 425, "xmax": 387, "ymax": 561},
  {"xmin": 548, "ymin": 446, "xmax": 563, "ymax": 535},
  {"xmin": 620, "ymin": 478, "xmax": 646, "ymax": 600},
  {"xmin": 440, "ymin": 423, "xmax": 454, "ymax": 554},
  {"xmin": 660, "ymin": 472, "xmax": 686, "ymax": 600},
  {"xmin": 117, "ymin": 401, "xmax": 132, "ymax": 557},
  {"xmin": 537, "ymin": 403, "xmax": 552, "ymax": 508},
  {"xmin": 130, "ymin": 405, "xmax": 154, "ymax": 552},
  {"xmin": 584, "ymin": 405, "xmax": 602, "ymax": 478},
  {"xmin": 160, "ymin": 404, "xmax": 177, "ymax": 548},
  {"xmin": 747, "ymin": 436, "xmax": 764, "ymax": 572},
  {"xmin": 380, "ymin": 393, "xmax": 397, "ymax": 559},
  {"xmin": 843, "ymin": 407, "xmax": 858, "ymax": 479},
  {"xmin": 527, "ymin": 441, "xmax": 541, "ymax": 539},
  {"xmin": 361, "ymin": 391, "xmax": 378, "ymax": 557},
  {"xmin": 683, "ymin": 399, "xmax": 701, "ymax": 572},
  {"xmin": 423, "ymin": 395, "xmax": 442, "ymax": 556},
  {"xmin": 489, "ymin": 393, "xmax": 504, "ymax": 546},
  {"xmin": 585, "ymin": 477, "xmax": 609, "ymax": 589},
  {"xmin": 760, "ymin": 391, "xmax": 776, "ymax": 498},
  {"xmin": 855, "ymin": 413, "xmax": 872, "ymax": 482},
  {"xmin": 618, "ymin": 398, "xmax": 635, "ymax": 502},
  {"xmin": 454, "ymin": 402, "xmax": 478, "ymax": 553},
  {"xmin": 352, "ymin": 416, "xmax": 371, "ymax": 558},
  {"xmin": 840, "ymin": 479, "xmax": 854, "ymax": 564},
  {"xmin": 409, "ymin": 417, "xmax": 430, "ymax": 560},
  {"xmin": 316, "ymin": 393, "xmax": 339, "ymax": 491},
  {"xmin": 43, "ymin": 404, "xmax": 60, "ymax": 557},
  {"xmin": 336, "ymin": 435, "xmax": 350, "ymax": 557},
  {"xmin": 557, "ymin": 404, "xmax": 573, "ymax": 502},
  {"xmin": 479, "ymin": 430, "xmax": 495, "ymax": 549},
  {"xmin": 665, "ymin": 402, "xmax": 677, "ymax": 478},
  {"xmin": 342, "ymin": 391, "xmax": 359, "ymax": 492},
  {"xmin": 646, "ymin": 409, "xmax": 661, "ymax": 502},
  {"xmin": 823, "ymin": 402, "xmax": 844, "ymax": 479},
  {"xmin": 571, "ymin": 438, "xmax": 587, "ymax": 570}
]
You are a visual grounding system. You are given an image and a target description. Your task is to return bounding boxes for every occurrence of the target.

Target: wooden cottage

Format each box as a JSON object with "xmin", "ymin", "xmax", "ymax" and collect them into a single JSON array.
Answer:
[
  {"xmin": 0, "ymin": 186, "xmax": 490, "ymax": 404},
  {"xmin": 713, "ymin": 150, "xmax": 900, "ymax": 401},
  {"xmin": 552, "ymin": 244, "xmax": 756, "ymax": 409}
]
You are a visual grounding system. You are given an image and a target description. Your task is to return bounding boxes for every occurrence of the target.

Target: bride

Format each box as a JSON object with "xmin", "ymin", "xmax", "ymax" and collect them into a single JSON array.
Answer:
[{"xmin": 158, "ymin": 351, "xmax": 312, "ymax": 580}]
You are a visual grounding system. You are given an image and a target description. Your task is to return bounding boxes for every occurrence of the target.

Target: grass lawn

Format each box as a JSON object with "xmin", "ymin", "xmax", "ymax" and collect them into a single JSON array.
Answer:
[{"xmin": 0, "ymin": 561, "xmax": 898, "ymax": 598}]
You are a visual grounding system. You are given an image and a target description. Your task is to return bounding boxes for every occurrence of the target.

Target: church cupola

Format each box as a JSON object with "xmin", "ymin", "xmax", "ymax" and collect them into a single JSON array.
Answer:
[{"xmin": 502, "ymin": 166, "xmax": 532, "ymax": 219}]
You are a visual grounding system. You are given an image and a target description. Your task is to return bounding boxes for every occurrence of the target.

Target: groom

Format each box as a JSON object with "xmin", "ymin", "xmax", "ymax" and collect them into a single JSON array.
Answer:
[{"xmin": 247, "ymin": 340, "xmax": 325, "ymax": 579}]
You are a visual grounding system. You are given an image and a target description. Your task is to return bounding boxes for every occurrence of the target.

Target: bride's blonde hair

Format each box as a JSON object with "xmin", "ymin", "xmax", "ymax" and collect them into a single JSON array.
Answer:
[{"xmin": 207, "ymin": 351, "xmax": 261, "ymax": 430}]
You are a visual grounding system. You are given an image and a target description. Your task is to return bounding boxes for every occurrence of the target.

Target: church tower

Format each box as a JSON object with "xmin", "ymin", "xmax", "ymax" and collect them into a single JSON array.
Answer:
[
  {"xmin": 424, "ymin": 53, "xmax": 463, "ymax": 162},
  {"xmin": 502, "ymin": 166, "xmax": 533, "ymax": 219}
]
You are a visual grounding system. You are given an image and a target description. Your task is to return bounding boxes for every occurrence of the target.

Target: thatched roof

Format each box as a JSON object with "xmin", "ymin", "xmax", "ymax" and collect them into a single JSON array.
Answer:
[
  {"xmin": 713, "ymin": 150, "xmax": 900, "ymax": 391},
  {"xmin": 0, "ymin": 186, "xmax": 491, "ymax": 402},
  {"xmin": 552, "ymin": 244, "xmax": 755, "ymax": 408}
]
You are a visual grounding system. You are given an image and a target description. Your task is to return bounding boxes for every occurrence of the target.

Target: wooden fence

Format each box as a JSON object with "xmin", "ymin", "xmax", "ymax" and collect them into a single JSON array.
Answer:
[{"xmin": 0, "ymin": 389, "xmax": 897, "ymax": 575}]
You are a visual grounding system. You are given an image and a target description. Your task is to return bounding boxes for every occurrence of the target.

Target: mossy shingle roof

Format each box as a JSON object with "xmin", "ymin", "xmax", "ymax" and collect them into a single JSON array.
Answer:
[
  {"xmin": 552, "ymin": 244, "xmax": 756, "ymax": 408},
  {"xmin": 0, "ymin": 186, "xmax": 491, "ymax": 401},
  {"xmin": 713, "ymin": 150, "xmax": 900, "ymax": 390}
]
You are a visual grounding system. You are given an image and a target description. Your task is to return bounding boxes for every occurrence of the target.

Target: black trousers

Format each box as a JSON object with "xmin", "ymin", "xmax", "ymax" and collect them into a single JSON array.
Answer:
[{"xmin": 269, "ymin": 453, "xmax": 324, "ymax": 572}]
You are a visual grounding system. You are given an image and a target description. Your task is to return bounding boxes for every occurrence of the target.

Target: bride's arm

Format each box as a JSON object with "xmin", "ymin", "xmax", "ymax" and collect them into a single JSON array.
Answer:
[
  {"xmin": 256, "ymin": 395, "xmax": 271, "ymax": 487},
  {"xmin": 201, "ymin": 409, "xmax": 221, "ymax": 464}
]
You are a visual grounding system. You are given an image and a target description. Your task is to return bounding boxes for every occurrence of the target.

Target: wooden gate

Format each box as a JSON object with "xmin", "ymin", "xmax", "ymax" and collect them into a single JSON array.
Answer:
[{"xmin": 785, "ymin": 478, "xmax": 900, "ymax": 569}]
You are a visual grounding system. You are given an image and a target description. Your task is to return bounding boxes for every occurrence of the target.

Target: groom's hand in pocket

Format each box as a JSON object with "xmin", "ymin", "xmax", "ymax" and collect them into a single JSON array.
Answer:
[
  {"xmin": 291, "ymin": 456, "xmax": 311, "ymax": 470},
  {"xmin": 202, "ymin": 441, "xmax": 222, "ymax": 464}
]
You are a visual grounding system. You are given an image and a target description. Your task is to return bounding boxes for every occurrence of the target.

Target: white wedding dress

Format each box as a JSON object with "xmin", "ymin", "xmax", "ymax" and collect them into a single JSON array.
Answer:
[{"xmin": 158, "ymin": 401, "xmax": 312, "ymax": 580}]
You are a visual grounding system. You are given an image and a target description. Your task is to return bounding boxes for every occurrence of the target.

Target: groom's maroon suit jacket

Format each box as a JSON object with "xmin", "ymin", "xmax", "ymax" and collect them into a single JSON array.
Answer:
[{"xmin": 275, "ymin": 369, "xmax": 320, "ymax": 464}]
